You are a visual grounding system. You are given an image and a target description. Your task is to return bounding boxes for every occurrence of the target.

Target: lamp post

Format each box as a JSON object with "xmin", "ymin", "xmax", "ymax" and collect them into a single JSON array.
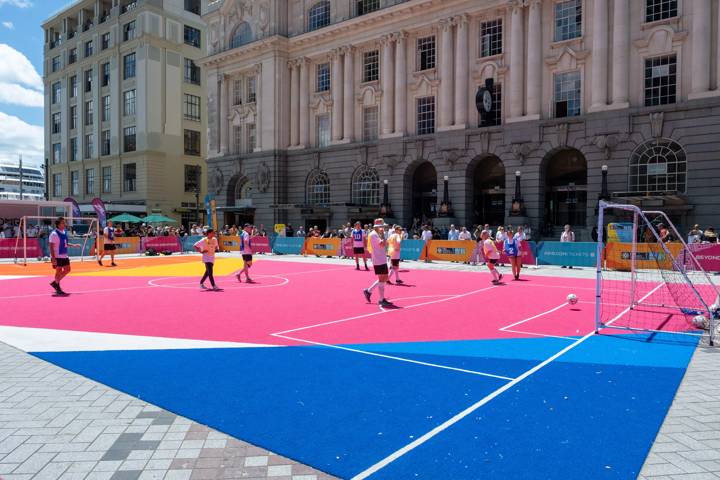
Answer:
[
  {"xmin": 600, "ymin": 164, "xmax": 609, "ymax": 200},
  {"xmin": 510, "ymin": 170, "xmax": 524, "ymax": 216},
  {"xmin": 439, "ymin": 175, "xmax": 453, "ymax": 217},
  {"xmin": 380, "ymin": 179, "xmax": 393, "ymax": 217}
]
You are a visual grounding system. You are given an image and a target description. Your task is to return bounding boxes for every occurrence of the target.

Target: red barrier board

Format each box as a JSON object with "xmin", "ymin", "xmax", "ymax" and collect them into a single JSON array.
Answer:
[
  {"xmin": 497, "ymin": 240, "xmax": 536, "ymax": 264},
  {"xmin": 251, "ymin": 236, "xmax": 271, "ymax": 254},
  {"xmin": 690, "ymin": 243, "xmax": 720, "ymax": 272},
  {"xmin": 342, "ymin": 238, "xmax": 366, "ymax": 257},
  {"xmin": 142, "ymin": 236, "xmax": 181, "ymax": 253},
  {"xmin": 0, "ymin": 238, "xmax": 41, "ymax": 258}
]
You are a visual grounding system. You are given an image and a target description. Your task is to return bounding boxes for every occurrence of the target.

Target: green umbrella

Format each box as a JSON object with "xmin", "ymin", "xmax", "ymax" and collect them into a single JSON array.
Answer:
[
  {"xmin": 109, "ymin": 213, "xmax": 143, "ymax": 223},
  {"xmin": 142, "ymin": 213, "xmax": 177, "ymax": 224}
]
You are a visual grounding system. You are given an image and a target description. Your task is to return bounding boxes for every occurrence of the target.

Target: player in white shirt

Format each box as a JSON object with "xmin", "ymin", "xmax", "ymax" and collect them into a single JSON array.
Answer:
[
  {"xmin": 421, "ymin": 226, "xmax": 433, "ymax": 263},
  {"xmin": 387, "ymin": 225, "xmax": 404, "ymax": 285},
  {"xmin": 48, "ymin": 217, "xmax": 82, "ymax": 296},
  {"xmin": 350, "ymin": 221, "xmax": 369, "ymax": 271},
  {"xmin": 481, "ymin": 230, "xmax": 503, "ymax": 285},
  {"xmin": 236, "ymin": 223, "xmax": 255, "ymax": 283},
  {"xmin": 194, "ymin": 229, "xmax": 221, "ymax": 290},
  {"xmin": 363, "ymin": 219, "xmax": 395, "ymax": 307},
  {"xmin": 98, "ymin": 220, "xmax": 122, "ymax": 267}
]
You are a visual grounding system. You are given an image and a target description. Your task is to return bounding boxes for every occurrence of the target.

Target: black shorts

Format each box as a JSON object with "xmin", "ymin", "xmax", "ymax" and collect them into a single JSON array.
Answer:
[
  {"xmin": 391, "ymin": 259, "xmax": 400, "ymax": 267},
  {"xmin": 242, "ymin": 254, "xmax": 253, "ymax": 262},
  {"xmin": 488, "ymin": 259, "xmax": 498, "ymax": 265},
  {"xmin": 353, "ymin": 247, "xmax": 365, "ymax": 254},
  {"xmin": 55, "ymin": 258, "xmax": 70, "ymax": 267},
  {"xmin": 373, "ymin": 264, "xmax": 389, "ymax": 276},
  {"xmin": 104, "ymin": 244, "xmax": 116, "ymax": 251}
]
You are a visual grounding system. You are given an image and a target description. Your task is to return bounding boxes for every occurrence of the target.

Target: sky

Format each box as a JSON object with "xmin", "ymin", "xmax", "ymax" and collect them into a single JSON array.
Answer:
[{"xmin": 0, "ymin": 0, "xmax": 74, "ymax": 167}]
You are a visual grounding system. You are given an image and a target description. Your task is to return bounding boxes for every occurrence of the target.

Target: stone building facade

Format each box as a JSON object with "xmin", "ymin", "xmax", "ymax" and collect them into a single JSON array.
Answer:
[{"xmin": 201, "ymin": 0, "xmax": 720, "ymax": 237}]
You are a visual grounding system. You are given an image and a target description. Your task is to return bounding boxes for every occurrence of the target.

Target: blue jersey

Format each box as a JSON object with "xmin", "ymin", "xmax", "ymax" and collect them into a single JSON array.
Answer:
[
  {"xmin": 504, "ymin": 238, "xmax": 519, "ymax": 257},
  {"xmin": 352, "ymin": 229, "xmax": 364, "ymax": 246}
]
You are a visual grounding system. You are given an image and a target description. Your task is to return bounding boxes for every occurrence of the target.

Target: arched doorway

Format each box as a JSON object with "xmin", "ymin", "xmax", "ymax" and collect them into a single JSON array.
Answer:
[
  {"xmin": 470, "ymin": 156, "xmax": 505, "ymax": 226},
  {"xmin": 411, "ymin": 162, "xmax": 437, "ymax": 222},
  {"xmin": 224, "ymin": 176, "xmax": 255, "ymax": 227},
  {"xmin": 543, "ymin": 148, "xmax": 587, "ymax": 228}
]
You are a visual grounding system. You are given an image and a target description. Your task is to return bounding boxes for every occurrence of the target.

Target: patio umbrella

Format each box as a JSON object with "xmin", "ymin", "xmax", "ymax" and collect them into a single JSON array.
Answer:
[
  {"xmin": 142, "ymin": 214, "xmax": 177, "ymax": 224},
  {"xmin": 109, "ymin": 213, "xmax": 143, "ymax": 223}
]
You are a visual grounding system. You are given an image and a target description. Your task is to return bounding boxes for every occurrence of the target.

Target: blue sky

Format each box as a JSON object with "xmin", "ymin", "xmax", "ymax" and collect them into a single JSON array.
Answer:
[{"xmin": 0, "ymin": 0, "xmax": 74, "ymax": 167}]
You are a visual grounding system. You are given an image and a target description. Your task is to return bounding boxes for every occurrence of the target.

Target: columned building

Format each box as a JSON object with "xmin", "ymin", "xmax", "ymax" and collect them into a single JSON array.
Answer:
[
  {"xmin": 43, "ymin": 0, "xmax": 207, "ymax": 226},
  {"xmin": 202, "ymin": 0, "xmax": 720, "ymax": 237}
]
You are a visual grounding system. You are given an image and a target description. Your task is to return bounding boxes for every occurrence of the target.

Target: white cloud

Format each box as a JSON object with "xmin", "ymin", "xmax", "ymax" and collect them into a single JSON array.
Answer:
[
  {"xmin": 0, "ymin": 111, "xmax": 43, "ymax": 167},
  {"xmin": 1, "ymin": 21, "xmax": 14, "ymax": 29},
  {"xmin": 0, "ymin": 44, "xmax": 43, "ymax": 108},
  {"xmin": 0, "ymin": 0, "xmax": 33, "ymax": 7},
  {"xmin": 0, "ymin": 82, "xmax": 43, "ymax": 107}
]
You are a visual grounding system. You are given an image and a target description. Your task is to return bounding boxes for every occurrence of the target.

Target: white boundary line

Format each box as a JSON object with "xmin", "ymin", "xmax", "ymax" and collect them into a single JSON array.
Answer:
[
  {"xmin": 148, "ymin": 275, "xmax": 290, "ymax": 290},
  {"xmin": 498, "ymin": 303, "xmax": 578, "ymax": 341},
  {"xmin": 350, "ymin": 282, "xmax": 666, "ymax": 480}
]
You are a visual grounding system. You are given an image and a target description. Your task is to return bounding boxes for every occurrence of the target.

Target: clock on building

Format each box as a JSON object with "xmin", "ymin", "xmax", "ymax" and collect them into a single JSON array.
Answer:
[{"xmin": 476, "ymin": 78, "xmax": 495, "ymax": 119}]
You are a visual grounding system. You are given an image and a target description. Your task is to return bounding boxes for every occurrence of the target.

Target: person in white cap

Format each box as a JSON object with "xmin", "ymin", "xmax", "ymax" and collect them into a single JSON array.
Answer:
[{"xmin": 363, "ymin": 218, "xmax": 394, "ymax": 307}]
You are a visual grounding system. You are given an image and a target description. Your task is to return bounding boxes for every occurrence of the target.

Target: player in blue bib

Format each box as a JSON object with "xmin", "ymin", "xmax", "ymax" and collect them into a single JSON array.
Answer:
[
  {"xmin": 351, "ymin": 221, "xmax": 368, "ymax": 270},
  {"xmin": 504, "ymin": 229, "xmax": 522, "ymax": 280}
]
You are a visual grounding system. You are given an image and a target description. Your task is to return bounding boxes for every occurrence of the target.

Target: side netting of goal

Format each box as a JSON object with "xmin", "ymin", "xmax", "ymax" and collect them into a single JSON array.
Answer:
[
  {"xmin": 595, "ymin": 201, "xmax": 718, "ymax": 346},
  {"xmin": 13, "ymin": 216, "xmax": 99, "ymax": 266}
]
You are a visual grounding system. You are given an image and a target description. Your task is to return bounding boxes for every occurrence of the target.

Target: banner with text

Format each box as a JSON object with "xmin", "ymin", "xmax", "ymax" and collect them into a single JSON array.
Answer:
[
  {"xmin": 304, "ymin": 238, "xmax": 342, "ymax": 257},
  {"xmin": 272, "ymin": 237, "xmax": 305, "ymax": 255},
  {"xmin": 0, "ymin": 238, "xmax": 40, "ymax": 258},
  {"xmin": 400, "ymin": 239, "xmax": 425, "ymax": 261},
  {"xmin": 424, "ymin": 240, "xmax": 476, "ymax": 262},
  {"xmin": 689, "ymin": 243, "xmax": 720, "ymax": 272},
  {"xmin": 142, "ymin": 236, "xmax": 182, "ymax": 253},
  {"xmin": 536, "ymin": 242, "xmax": 598, "ymax": 267},
  {"xmin": 251, "ymin": 236, "xmax": 271, "ymax": 254},
  {"xmin": 604, "ymin": 242, "xmax": 684, "ymax": 271}
]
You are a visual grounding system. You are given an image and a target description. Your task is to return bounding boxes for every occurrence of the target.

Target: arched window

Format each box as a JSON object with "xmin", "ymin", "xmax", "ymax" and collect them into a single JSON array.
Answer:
[
  {"xmin": 229, "ymin": 22, "xmax": 253, "ymax": 49},
  {"xmin": 307, "ymin": 170, "xmax": 330, "ymax": 206},
  {"xmin": 234, "ymin": 180, "xmax": 253, "ymax": 207},
  {"xmin": 351, "ymin": 165, "xmax": 380, "ymax": 206},
  {"xmin": 308, "ymin": 1, "xmax": 330, "ymax": 32},
  {"xmin": 629, "ymin": 139, "xmax": 687, "ymax": 193}
]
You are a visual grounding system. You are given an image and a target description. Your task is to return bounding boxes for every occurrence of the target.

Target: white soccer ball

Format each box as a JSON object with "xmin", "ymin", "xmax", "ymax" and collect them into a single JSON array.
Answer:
[
  {"xmin": 691, "ymin": 315, "xmax": 709, "ymax": 330},
  {"xmin": 567, "ymin": 294, "xmax": 578, "ymax": 305}
]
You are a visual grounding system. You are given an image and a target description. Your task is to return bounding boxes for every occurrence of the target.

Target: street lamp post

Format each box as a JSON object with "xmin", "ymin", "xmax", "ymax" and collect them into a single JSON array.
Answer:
[
  {"xmin": 510, "ymin": 170, "xmax": 524, "ymax": 216},
  {"xmin": 600, "ymin": 164, "xmax": 609, "ymax": 200},
  {"xmin": 380, "ymin": 179, "xmax": 393, "ymax": 217},
  {"xmin": 439, "ymin": 175, "xmax": 453, "ymax": 217}
]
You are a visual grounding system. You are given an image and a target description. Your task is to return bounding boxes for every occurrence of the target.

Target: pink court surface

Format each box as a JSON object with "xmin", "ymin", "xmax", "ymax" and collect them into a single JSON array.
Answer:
[{"xmin": 0, "ymin": 256, "xmax": 704, "ymax": 479}]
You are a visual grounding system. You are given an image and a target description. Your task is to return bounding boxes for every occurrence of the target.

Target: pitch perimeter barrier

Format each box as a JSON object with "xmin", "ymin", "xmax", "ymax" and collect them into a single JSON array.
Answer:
[
  {"xmin": 181, "ymin": 235, "xmax": 204, "ymax": 252},
  {"xmin": 536, "ymin": 241, "xmax": 598, "ymax": 267},
  {"xmin": 400, "ymin": 239, "xmax": 425, "ymax": 260},
  {"xmin": 604, "ymin": 242, "xmax": 684, "ymax": 271},
  {"xmin": 142, "ymin": 236, "xmax": 182, "ymax": 253},
  {"xmin": 423, "ymin": 240, "xmax": 477, "ymax": 262},
  {"xmin": 103, "ymin": 237, "xmax": 141, "ymax": 255},
  {"xmin": 273, "ymin": 237, "xmax": 305, "ymax": 254},
  {"xmin": 304, "ymin": 238, "xmax": 342, "ymax": 256},
  {"xmin": 0, "ymin": 238, "xmax": 41, "ymax": 258},
  {"xmin": 251, "ymin": 236, "xmax": 271, "ymax": 254},
  {"xmin": 689, "ymin": 243, "xmax": 720, "ymax": 272}
]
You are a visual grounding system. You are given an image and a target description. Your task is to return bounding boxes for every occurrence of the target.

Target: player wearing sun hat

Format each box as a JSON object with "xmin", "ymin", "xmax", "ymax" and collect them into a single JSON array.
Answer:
[{"xmin": 363, "ymin": 218, "xmax": 394, "ymax": 307}]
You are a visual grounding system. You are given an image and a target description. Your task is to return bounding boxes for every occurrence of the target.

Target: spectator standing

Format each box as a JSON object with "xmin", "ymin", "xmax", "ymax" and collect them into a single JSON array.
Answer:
[
  {"xmin": 688, "ymin": 224, "xmax": 702, "ymax": 244},
  {"xmin": 296, "ymin": 226, "xmax": 305, "ymax": 237},
  {"xmin": 560, "ymin": 224, "xmax": 575, "ymax": 269},
  {"xmin": 448, "ymin": 225, "xmax": 459, "ymax": 241},
  {"xmin": 421, "ymin": 225, "xmax": 433, "ymax": 263}
]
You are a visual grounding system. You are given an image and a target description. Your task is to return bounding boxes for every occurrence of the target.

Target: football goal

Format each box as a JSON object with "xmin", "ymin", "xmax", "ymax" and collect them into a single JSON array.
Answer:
[{"xmin": 13, "ymin": 216, "xmax": 99, "ymax": 266}]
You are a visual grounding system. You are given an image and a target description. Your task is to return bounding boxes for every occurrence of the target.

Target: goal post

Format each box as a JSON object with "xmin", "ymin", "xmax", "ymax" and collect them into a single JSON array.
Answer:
[
  {"xmin": 13, "ymin": 216, "xmax": 100, "ymax": 266},
  {"xmin": 596, "ymin": 201, "xmax": 718, "ymax": 346}
]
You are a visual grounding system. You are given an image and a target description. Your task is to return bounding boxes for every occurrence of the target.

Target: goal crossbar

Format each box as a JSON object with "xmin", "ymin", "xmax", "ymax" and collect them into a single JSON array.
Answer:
[{"xmin": 13, "ymin": 216, "xmax": 100, "ymax": 266}]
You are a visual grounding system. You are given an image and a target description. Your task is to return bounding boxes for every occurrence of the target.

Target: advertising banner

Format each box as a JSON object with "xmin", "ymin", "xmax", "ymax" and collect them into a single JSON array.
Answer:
[
  {"xmin": 182, "ymin": 235, "xmax": 204, "ymax": 252},
  {"xmin": 0, "ymin": 238, "xmax": 41, "ymax": 258},
  {"xmin": 604, "ymin": 242, "xmax": 683, "ymax": 271},
  {"xmin": 251, "ymin": 236, "xmax": 271, "ymax": 254},
  {"xmin": 142, "ymin": 236, "xmax": 182, "ymax": 253},
  {"xmin": 424, "ymin": 240, "xmax": 476, "ymax": 262},
  {"xmin": 689, "ymin": 243, "xmax": 720, "ymax": 272},
  {"xmin": 63, "ymin": 197, "xmax": 82, "ymax": 218},
  {"xmin": 399, "ymin": 239, "xmax": 425, "ymax": 261},
  {"xmin": 219, "ymin": 235, "xmax": 240, "ymax": 251},
  {"xmin": 536, "ymin": 242, "xmax": 598, "ymax": 267},
  {"xmin": 274, "ymin": 224, "xmax": 286, "ymax": 236},
  {"xmin": 304, "ymin": 238, "xmax": 342, "ymax": 257},
  {"xmin": 272, "ymin": 237, "xmax": 305, "ymax": 255},
  {"xmin": 90, "ymin": 198, "xmax": 107, "ymax": 228},
  {"xmin": 497, "ymin": 241, "xmax": 537, "ymax": 264},
  {"xmin": 607, "ymin": 223, "xmax": 635, "ymax": 243}
]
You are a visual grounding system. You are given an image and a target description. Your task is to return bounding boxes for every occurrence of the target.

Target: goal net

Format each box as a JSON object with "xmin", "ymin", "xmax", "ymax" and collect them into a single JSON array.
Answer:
[
  {"xmin": 13, "ymin": 216, "xmax": 99, "ymax": 266},
  {"xmin": 596, "ymin": 201, "xmax": 718, "ymax": 346}
]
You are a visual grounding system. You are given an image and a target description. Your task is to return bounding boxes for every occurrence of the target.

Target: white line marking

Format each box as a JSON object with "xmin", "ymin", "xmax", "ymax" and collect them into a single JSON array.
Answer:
[
  {"xmin": 498, "ymin": 303, "xmax": 569, "ymax": 331},
  {"xmin": 350, "ymin": 282, "xmax": 666, "ymax": 480},
  {"xmin": 147, "ymin": 275, "xmax": 290, "ymax": 290},
  {"xmin": 272, "ymin": 333, "xmax": 514, "ymax": 381},
  {"xmin": 0, "ymin": 284, "xmax": 160, "ymax": 300}
]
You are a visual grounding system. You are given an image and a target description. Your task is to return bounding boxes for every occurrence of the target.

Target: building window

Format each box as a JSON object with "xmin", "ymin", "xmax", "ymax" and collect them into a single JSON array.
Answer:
[
  {"xmin": 123, "ymin": 89, "xmax": 136, "ymax": 116},
  {"xmin": 247, "ymin": 123, "xmax": 256, "ymax": 153},
  {"xmin": 417, "ymin": 36, "xmax": 436, "ymax": 71},
  {"xmin": 554, "ymin": 0, "xmax": 582, "ymax": 42},
  {"xmin": 184, "ymin": 0, "xmax": 201, "ymax": 15},
  {"xmin": 69, "ymin": 48, "xmax": 77, "ymax": 64},
  {"xmin": 351, "ymin": 165, "xmax": 380, "ymax": 206},
  {"xmin": 123, "ymin": 53, "xmax": 136, "ymax": 79},
  {"xmin": 52, "ymin": 56, "xmax": 60, "ymax": 72},
  {"xmin": 646, "ymin": 0, "xmax": 677, "ymax": 23},
  {"xmin": 554, "ymin": 71, "xmax": 581, "ymax": 117},
  {"xmin": 416, "ymin": 96, "xmax": 435, "ymax": 135},
  {"xmin": 70, "ymin": 76, "xmax": 77, "ymax": 98},
  {"xmin": 69, "ymin": 137, "xmax": 78, "ymax": 162},
  {"xmin": 645, "ymin": 54, "xmax": 677, "ymax": 106},
  {"xmin": 363, "ymin": 50, "xmax": 379, "ymax": 83},
  {"xmin": 69, "ymin": 106, "xmax": 77, "ymax": 130},
  {"xmin": 233, "ymin": 126, "xmax": 242, "ymax": 154},
  {"xmin": 53, "ymin": 173, "xmax": 62, "ymax": 196},
  {"xmin": 102, "ymin": 95, "xmax": 110, "ymax": 122},
  {"xmin": 183, "ymin": 94, "xmax": 201, "ymax": 121},
  {"xmin": 184, "ymin": 165, "xmax": 200, "ymax": 192},
  {"xmin": 233, "ymin": 79, "xmax": 242, "ymax": 105},
  {"xmin": 184, "ymin": 25, "xmax": 201, "ymax": 48},
  {"xmin": 479, "ymin": 82, "xmax": 502, "ymax": 127},
  {"xmin": 306, "ymin": 169, "xmax": 330, "ymax": 205},
  {"xmin": 363, "ymin": 106, "xmax": 378, "ymax": 141},
  {"xmin": 184, "ymin": 58, "xmax": 200, "ymax": 85},
  {"xmin": 247, "ymin": 77, "xmax": 256, "ymax": 103},
  {"xmin": 84, "ymin": 134, "xmax": 94, "ymax": 159},
  {"xmin": 84, "ymin": 69, "xmax": 93, "ymax": 92},
  {"xmin": 52, "ymin": 143, "xmax": 61, "ymax": 164},
  {"xmin": 356, "ymin": 0, "xmax": 380, "ymax": 16},
  {"xmin": 123, "ymin": 20, "xmax": 136, "ymax": 41},
  {"xmin": 123, "ymin": 163, "xmax": 136, "ymax": 192},
  {"xmin": 85, "ymin": 100, "xmax": 94, "ymax": 126},
  {"xmin": 101, "ymin": 62, "xmax": 110, "ymax": 86},
  {"xmin": 308, "ymin": 1, "xmax": 331, "ymax": 32},
  {"xmin": 229, "ymin": 22, "xmax": 252, "ymax": 48},
  {"xmin": 124, "ymin": 126, "xmax": 136, "ymax": 152},
  {"xmin": 51, "ymin": 113, "xmax": 61, "ymax": 134},
  {"xmin": 51, "ymin": 81, "xmax": 61, "ymax": 104},
  {"xmin": 84, "ymin": 40, "xmax": 93, "ymax": 58},
  {"xmin": 184, "ymin": 130, "xmax": 201, "ymax": 156},
  {"xmin": 316, "ymin": 63, "xmax": 330, "ymax": 92},
  {"xmin": 101, "ymin": 32, "xmax": 110, "ymax": 50},
  {"xmin": 630, "ymin": 139, "xmax": 686, "ymax": 193},
  {"xmin": 71, "ymin": 171, "xmax": 79, "ymax": 196},
  {"xmin": 101, "ymin": 130, "xmax": 111, "ymax": 156},
  {"xmin": 85, "ymin": 168, "xmax": 95, "ymax": 195},
  {"xmin": 102, "ymin": 166, "xmax": 112, "ymax": 193},
  {"xmin": 317, "ymin": 114, "xmax": 330, "ymax": 147},
  {"xmin": 480, "ymin": 19, "xmax": 503, "ymax": 57}
]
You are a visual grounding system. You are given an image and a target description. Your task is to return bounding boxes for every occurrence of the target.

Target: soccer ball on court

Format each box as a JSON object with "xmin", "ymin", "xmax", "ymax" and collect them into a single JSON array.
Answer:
[
  {"xmin": 567, "ymin": 294, "xmax": 578, "ymax": 305},
  {"xmin": 690, "ymin": 314, "xmax": 709, "ymax": 330}
]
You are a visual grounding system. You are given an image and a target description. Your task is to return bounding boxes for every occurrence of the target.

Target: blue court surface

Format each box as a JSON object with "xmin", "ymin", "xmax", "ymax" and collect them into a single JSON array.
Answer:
[{"xmin": 34, "ymin": 331, "xmax": 697, "ymax": 479}]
